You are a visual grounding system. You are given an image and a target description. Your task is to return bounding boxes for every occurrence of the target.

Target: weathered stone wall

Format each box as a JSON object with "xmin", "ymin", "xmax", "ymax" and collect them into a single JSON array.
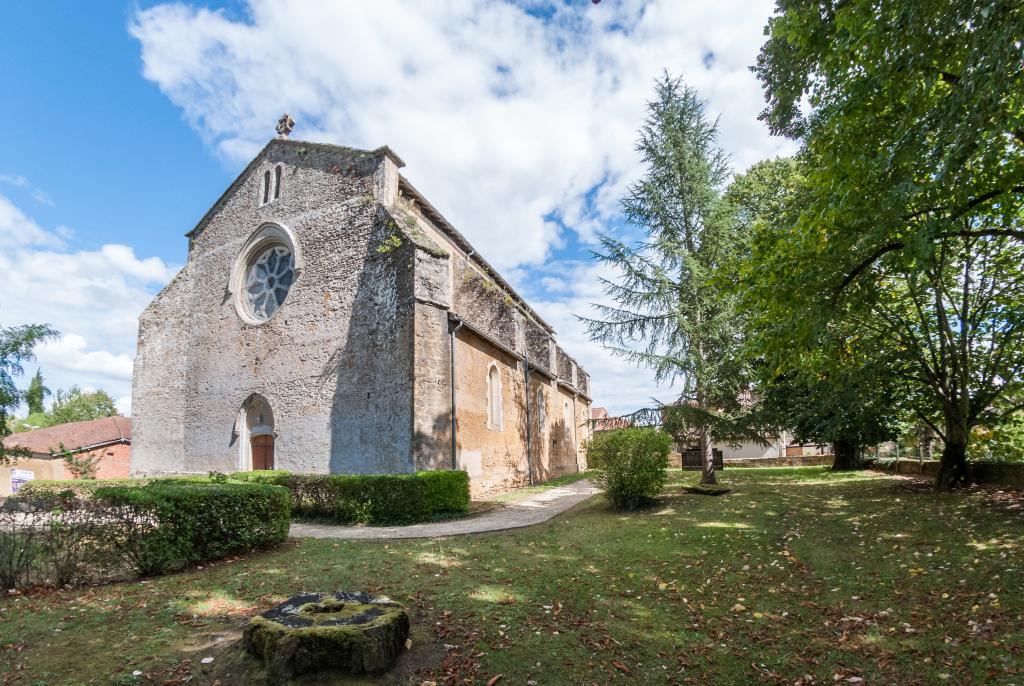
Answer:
[
  {"xmin": 720, "ymin": 454, "xmax": 833, "ymax": 468},
  {"xmin": 394, "ymin": 185, "xmax": 591, "ymax": 491},
  {"xmin": 525, "ymin": 321, "xmax": 553, "ymax": 372},
  {"xmin": 576, "ymin": 370, "xmax": 590, "ymax": 397},
  {"xmin": 555, "ymin": 346, "xmax": 574, "ymax": 384},
  {"xmin": 573, "ymin": 389, "xmax": 592, "ymax": 469},
  {"xmin": 133, "ymin": 142, "xmax": 415, "ymax": 476},
  {"xmin": 131, "ymin": 267, "xmax": 191, "ymax": 474},
  {"xmin": 412, "ymin": 302, "xmax": 453, "ymax": 472},
  {"xmin": 531, "ymin": 377, "xmax": 576, "ymax": 480},
  {"xmin": 452, "ymin": 331, "xmax": 530, "ymax": 494},
  {"xmin": 870, "ymin": 459, "xmax": 1024, "ymax": 488},
  {"xmin": 448, "ymin": 334, "xmax": 589, "ymax": 496},
  {"xmin": 452, "ymin": 257, "xmax": 520, "ymax": 351}
]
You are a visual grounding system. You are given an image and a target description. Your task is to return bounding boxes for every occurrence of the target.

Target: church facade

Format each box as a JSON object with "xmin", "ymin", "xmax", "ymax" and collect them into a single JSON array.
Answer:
[{"xmin": 131, "ymin": 137, "xmax": 592, "ymax": 494}]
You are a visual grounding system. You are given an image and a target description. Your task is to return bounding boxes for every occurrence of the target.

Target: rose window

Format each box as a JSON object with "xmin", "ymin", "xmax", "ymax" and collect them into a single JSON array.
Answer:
[{"xmin": 244, "ymin": 245, "xmax": 294, "ymax": 321}]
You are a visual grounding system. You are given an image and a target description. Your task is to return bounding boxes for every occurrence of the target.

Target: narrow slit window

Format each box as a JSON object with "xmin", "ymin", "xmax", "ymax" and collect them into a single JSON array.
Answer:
[
  {"xmin": 274, "ymin": 165, "xmax": 282, "ymax": 199},
  {"xmin": 262, "ymin": 171, "xmax": 271, "ymax": 204},
  {"xmin": 487, "ymin": 365, "xmax": 503, "ymax": 430}
]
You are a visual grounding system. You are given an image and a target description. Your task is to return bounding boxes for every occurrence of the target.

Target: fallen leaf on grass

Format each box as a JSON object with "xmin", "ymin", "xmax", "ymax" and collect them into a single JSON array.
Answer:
[
  {"xmin": 486, "ymin": 675, "xmax": 503, "ymax": 686},
  {"xmin": 613, "ymin": 661, "xmax": 631, "ymax": 673}
]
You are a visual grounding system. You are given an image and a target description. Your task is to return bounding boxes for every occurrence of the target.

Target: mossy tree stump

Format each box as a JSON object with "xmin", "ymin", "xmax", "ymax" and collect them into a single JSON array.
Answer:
[{"xmin": 243, "ymin": 591, "xmax": 410, "ymax": 680}]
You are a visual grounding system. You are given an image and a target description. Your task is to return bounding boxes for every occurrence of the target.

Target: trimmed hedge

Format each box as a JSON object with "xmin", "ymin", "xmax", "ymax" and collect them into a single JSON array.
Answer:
[
  {"xmin": 226, "ymin": 470, "xmax": 293, "ymax": 486},
  {"xmin": 1, "ymin": 481, "xmax": 291, "ymax": 588},
  {"xmin": 92, "ymin": 482, "xmax": 291, "ymax": 575},
  {"xmin": 19, "ymin": 478, "xmax": 140, "ymax": 498},
  {"xmin": 418, "ymin": 470, "xmax": 471, "ymax": 514},
  {"xmin": 274, "ymin": 471, "xmax": 470, "ymax": 525},
  {"xmin": 19, "ymin": 475, "xmax": 210, "ymax": 498},
  {"xmin": 20, "ymin": 469, "xmax": 470, "ymax": 527}
]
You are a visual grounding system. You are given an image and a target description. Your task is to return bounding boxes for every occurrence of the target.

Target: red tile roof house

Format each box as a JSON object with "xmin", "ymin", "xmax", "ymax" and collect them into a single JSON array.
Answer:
[
  {"xmin": 591, "ymin": 407, "xmax": 632, "ymax": 432},
  {"xmin": 0, "ymin": 417, "xmax": 131, "ymax": 496}
]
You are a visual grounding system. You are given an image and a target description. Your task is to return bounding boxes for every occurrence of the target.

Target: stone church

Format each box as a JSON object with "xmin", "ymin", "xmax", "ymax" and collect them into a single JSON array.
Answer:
[{"xmin": 131, "ymin": 127, "xmax": 592, "ymax": 494}]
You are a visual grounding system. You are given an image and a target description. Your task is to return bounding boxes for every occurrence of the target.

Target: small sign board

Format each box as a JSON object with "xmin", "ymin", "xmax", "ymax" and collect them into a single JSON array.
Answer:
[{"xmin": 10, "ymin": 468, "xmax": 34, "ymax": 493}]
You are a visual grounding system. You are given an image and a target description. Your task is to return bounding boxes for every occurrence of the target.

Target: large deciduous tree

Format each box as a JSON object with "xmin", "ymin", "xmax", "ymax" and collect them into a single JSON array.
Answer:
[
  {"xmin": 48, "ymin": 386, "xmax": 119, "ymax": 425},
  {"xmin": 755, "ymin": 345, "xmax": 907, "ymax": 470},
  {"xmin": 732, "ymin": 159, "xmax": 906, "ymax": 470},
  {"xmin": 1, "ymin": 324, "xmax": 57, "ymax": 464},
  {"xmin": 751, "ymin": 0, "xmax": 1024, "ymax": 488},
  {"xmin": 584, "ymin": 74, "xmax": 751, "ymax": 485}
]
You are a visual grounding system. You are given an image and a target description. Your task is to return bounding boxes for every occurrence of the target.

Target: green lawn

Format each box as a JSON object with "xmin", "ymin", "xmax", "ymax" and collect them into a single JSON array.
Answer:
[{"xmin": 2, "ymin": 467, "xmax": 1022, "ymax": 685}]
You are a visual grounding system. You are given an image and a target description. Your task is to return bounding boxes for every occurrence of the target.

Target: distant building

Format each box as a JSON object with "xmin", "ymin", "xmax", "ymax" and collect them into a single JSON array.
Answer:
[
  {"xmin": 591, "ymin": 407, "xmax": 631, "ymax": 432},
  {"xmin": 1, "ymin": 416, "xmax": 131, "ymax": 496}
]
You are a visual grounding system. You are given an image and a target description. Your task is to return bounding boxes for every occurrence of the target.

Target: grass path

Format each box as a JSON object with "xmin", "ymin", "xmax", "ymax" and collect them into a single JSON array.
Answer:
[{"xmin": 1, "ymin": 467, "xmax": 1022, "ymax": 685}]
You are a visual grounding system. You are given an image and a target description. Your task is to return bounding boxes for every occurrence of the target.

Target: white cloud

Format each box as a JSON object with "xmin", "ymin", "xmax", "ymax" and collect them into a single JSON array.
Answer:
[
  {"xmin": 0, "ymin": 173, "xmax": 55, "ymax": 206},
  {"xmin": 0, "ymin": 193, "xmax": 178, "ymax": 416},
  {"xmin": 130, "ymin": 0, "xmax": 794, "ymax": 267},
  {"xmin": 540, "ymin": 277, "xmax": 570, "ymax": 293},
  {"xmin": 36, "ymin": 334, "xmax": 134, "ymax": 382},
  {"xmin": 128, "ymin": 0, "xmax": 796, "ymax": 414},
  {"xmin": 0, "ymin": 195, "xmax": 64, "ymax": 249}
]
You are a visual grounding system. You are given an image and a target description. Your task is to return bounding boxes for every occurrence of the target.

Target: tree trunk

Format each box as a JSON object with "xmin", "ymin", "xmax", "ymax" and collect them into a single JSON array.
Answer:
[
  {"xmin": 831, "ymin": 439, "xmax": 862, "ymax": 471},
  {"xmin": 936, "ymin": 418, "xmax": 970, "ymax": 490},
  {"xmin": 918, "ymin": 425, "xmax": 934, "ymax": 461},
  {"xmin": 698, "ymin": 424, "xmax": 716, "ymax": 485}
]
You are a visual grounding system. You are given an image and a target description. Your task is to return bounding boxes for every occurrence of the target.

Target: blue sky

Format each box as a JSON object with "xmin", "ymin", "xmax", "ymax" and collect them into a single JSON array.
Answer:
[
  {"xmin": 1, "ymin": 2, "xmax": 234, "ymax": 262},
  {"xmin": 0, "ymin": 0, "xmax": 793, "ymax": 416}
]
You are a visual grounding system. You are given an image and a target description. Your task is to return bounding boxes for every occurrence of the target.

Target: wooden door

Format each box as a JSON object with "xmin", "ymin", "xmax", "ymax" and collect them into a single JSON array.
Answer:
[{"xmin": 251, "ymin": 434, "xmax": 274, "ymax": 470}]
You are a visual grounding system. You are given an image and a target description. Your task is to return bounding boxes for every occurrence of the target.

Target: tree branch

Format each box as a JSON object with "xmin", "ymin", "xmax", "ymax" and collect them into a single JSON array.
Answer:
[{"xmin": 833, "ymin": 223, "xmax": 1024, "ymax": 303}]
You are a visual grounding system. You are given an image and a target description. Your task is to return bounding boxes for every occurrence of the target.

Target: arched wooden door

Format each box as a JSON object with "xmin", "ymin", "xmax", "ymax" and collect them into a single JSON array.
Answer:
[{"xmin": 251, "ymin": 434, "xmax": 274, "ymax": 470}]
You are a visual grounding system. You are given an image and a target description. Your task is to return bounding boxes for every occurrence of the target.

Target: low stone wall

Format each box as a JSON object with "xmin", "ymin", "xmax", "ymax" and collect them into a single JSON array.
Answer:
[
  {"xmin": 724, "ymin": 455, "xmax": 833, "ymax": 468},
  {"xmin": 666, "ymin": 453, "xmax": 833, "ymax": 469},
  {"xmin": 871, "ymin": 459, "xmax": 1024, "ymax": 487}
]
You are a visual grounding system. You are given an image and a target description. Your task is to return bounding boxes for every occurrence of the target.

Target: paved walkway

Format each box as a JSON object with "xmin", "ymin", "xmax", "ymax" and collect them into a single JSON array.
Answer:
[{"xmin": 289, "ymin": 480, "xmax": 600, "ymax": 540}]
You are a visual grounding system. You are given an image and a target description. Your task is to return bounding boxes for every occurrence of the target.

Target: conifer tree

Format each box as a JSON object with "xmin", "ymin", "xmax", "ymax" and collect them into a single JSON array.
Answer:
[
  {"xmin": 25, "ymin": 369, "xmax": 49, "ymax": 415},
  {"xmin": 584, "ymin": 74, "xmax": 751, "ymax": 485}
]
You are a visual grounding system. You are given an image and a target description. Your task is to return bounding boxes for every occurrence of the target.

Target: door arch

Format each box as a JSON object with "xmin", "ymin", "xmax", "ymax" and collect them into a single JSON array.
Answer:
[{"xmin": 238, "ymin": 394, "xmax": 276, "ymax": 471}]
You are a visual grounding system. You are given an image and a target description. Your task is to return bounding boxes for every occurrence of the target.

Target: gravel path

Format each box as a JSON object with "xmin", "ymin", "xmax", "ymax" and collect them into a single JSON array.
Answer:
[{"xmin": 289, "ymin": 479, "xmax": 600, "ymax": 540}]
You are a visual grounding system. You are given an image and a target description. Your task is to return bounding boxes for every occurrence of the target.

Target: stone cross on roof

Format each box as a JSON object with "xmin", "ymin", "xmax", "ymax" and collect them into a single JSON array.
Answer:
[{"xmin": 275, "ymin": 113, "xmax": 295, "ymax": 138}]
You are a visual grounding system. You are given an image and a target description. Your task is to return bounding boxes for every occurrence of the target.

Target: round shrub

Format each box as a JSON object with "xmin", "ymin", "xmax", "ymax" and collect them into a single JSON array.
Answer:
[{"xmin": 586, "ymin": 428, "xmax": 672, "ymax": 511}]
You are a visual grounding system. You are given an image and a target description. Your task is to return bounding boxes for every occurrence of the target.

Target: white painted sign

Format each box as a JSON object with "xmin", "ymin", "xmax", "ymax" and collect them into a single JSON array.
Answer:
[{"xmin": 10, "ymin": 469, "xmax": 34, "ymax": 493}]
